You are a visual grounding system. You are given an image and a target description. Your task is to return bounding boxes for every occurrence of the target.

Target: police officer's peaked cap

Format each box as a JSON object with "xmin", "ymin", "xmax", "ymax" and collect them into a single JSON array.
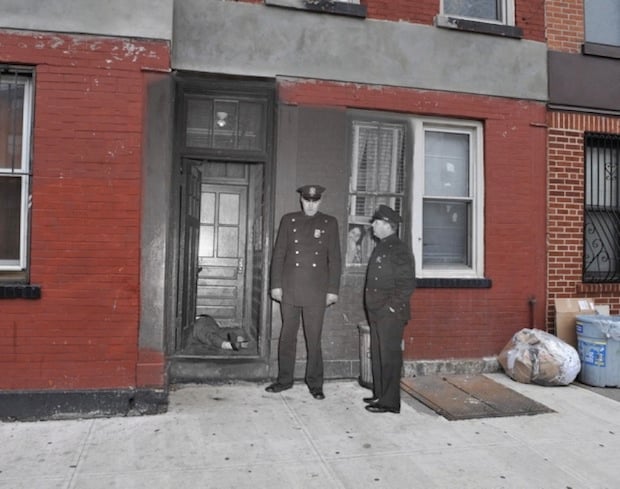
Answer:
[
  {"xmin": 297, "ymin": 185, "xmax": 325, "ymax": 201},
  {"xmin": 372, "ymin": 205, "xmax": 402, "ymax": 224}
]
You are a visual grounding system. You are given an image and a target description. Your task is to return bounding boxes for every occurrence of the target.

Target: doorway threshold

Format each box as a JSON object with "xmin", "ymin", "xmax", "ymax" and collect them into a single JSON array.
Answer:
[{"xmin": 168, "ymin": 355, "xmax": 270, "ymax": 384}]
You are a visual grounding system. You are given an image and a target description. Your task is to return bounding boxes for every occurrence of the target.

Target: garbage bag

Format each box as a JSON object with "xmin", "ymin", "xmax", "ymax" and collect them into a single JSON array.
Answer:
[{"xmin": 498, "ymin": 328, "xmax": 581, "ymax": 386}]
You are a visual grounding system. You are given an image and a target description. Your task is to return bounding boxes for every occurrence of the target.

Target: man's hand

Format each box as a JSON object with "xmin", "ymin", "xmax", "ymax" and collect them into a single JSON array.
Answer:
[
  {"xmin": 326, "ymin": 293, "xmax": 338, "ymax": 306},
  {"xmin": 271, "ymin": 288, "xmax": 283, "ymax": 302}
]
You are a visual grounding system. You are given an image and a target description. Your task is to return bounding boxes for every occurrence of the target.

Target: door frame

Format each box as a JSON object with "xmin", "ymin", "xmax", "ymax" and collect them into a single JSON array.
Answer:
[{"xmin": 165, "ymin": 75, "xmax": 276, "ymax": 381}]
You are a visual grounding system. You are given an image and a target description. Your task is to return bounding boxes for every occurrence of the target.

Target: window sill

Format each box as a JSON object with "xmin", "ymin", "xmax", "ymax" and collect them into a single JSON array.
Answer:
[
  {"xmin": 265, "ymin": 0, "xmax": 367, "ymax": 18},
  {"xmin": 582, "ymin": 42, "xmax": 620, "ymax": 60},
  {"xmin": 417, "ymin": 277, "xmax": 492, "ymax": 288},
  {"xmin": 0, "ymin": 284, "xmax": 42, "ymax": 299},
  {"xmin": 577, "ymin": 282, "xmax": 620, "ymax": 294},
  {"xmin": 435, "ymin": 15, "xmax": 523, "ymax": 39}
]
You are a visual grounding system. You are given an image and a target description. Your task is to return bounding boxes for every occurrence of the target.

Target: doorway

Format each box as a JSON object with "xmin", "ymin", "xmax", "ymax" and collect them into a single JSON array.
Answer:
[{"xmin": 176, "ymin": 159, "xmax": 265, "ymax": 358}]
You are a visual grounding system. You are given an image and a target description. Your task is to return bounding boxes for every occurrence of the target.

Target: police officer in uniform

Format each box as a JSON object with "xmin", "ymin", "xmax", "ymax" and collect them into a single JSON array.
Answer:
[
  {"xmin": 266, "ymin": 185, "xmax": 342, "ymax": 400},
  {"xmin": 364, "ymin": 205, "xmax": 416, "ymax": 413}
]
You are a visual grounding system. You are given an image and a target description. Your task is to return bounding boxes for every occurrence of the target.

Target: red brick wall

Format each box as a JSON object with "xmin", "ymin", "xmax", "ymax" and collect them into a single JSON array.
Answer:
[
  {"xmin": 545, "ymin": 1, "xmax": 620, "ymax": 326},
  {"xmin": 547, "ymin": 112, "xmax": 620, "ymax": 329},
  {"xmin": 546, "ymin": 0, "xmax": 583, "ymax": 53},
  {"xmin": 279, "ymin": 79, "xmax": 547, "ymax": 359},
  {"xmin": 0, "ymin": 30, "xmax": 170, "ymax": 390}
]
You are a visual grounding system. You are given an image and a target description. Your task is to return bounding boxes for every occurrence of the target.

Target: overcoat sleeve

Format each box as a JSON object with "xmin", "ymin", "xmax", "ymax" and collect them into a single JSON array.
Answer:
[{"xmin": 270, "ymin": 215, "xmax": 288, "ymax": 290}]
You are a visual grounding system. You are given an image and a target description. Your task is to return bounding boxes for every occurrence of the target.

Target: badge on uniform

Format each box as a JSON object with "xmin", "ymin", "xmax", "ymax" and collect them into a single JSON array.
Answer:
[{"xmin": 314, "ymin": 229, "xmax": 321, "ymax": 238}]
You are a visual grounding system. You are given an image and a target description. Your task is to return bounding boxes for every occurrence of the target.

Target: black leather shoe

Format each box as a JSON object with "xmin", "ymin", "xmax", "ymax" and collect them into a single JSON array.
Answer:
[
  {"xmin": 363, "ymin": 396, "xmax": 379, "ymax": 404},
  {"xmin": 265, "ymin": 382, "xmax": 292, "ymax": 393},
  {"xmin": 309, "ymin": 388, "xmax": 325, "ymax": 400},
  {"xmin": 365, "ymin": 404, "xmax": 400, "ymax": 414}
]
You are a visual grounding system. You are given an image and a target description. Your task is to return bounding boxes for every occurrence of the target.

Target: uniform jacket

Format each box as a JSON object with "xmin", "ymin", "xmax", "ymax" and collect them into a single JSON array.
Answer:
[
  {"xmin": 271, "ymin": 211, "xmax": 342, "ymax": 306},
  {"xmin": 364, "ymin": 233, "xmax": 416, "ymax": 322}
]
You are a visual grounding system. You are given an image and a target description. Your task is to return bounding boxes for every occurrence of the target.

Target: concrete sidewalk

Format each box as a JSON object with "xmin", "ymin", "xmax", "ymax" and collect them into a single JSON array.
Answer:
[{"xmin": 1, "ymin": 373, "xmax": 618, "ymax": 489}]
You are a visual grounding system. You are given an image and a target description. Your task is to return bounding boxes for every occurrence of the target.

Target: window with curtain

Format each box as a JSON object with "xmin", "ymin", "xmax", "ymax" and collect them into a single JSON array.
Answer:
[
  {"xmin": 348, "ymin": 113, "xmax": 484, "ymax": 278},
  {"xmin": 347, "ymin": 120, "xmax": 406, "ymax": 266},
  {"xmin": 0, "ymin": 69, "xmax": 33, "ymax": 277},
  {"xmin": 584, "ymin": 133, "xmax": 620, "ymax": 283}
]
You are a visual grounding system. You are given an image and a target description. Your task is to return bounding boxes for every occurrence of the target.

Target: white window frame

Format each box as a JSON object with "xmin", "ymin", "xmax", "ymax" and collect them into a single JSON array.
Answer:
[
  {"xmin": 0, "ymin": 72, "xmax": 33, "ymax": 271},
  {"xmin": 439, "ymin": 0, "xmax": 515, "ymax": 26},
  {"xmin": 412, "ymin": 118, "xmax": 484, "ymax": 279}
]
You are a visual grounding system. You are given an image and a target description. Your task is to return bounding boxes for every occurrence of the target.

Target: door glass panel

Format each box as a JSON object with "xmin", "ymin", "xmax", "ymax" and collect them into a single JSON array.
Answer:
[
  {"xmin": 219, "ymin": 193, "xmax": 240, "ymax": 225},
  {"xmin": 199, "ymin": 225, "xmax": 214, "ymax": 257},
  {"xmin": 200, "ymin": 192, "xmax": 215, "ymax": 224},
  {"xmin": 218, "ymin": 227, "xmax": 239, "ymax": 257}
]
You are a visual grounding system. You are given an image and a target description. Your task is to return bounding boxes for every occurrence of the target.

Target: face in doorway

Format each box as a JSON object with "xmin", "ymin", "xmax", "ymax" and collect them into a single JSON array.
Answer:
[{"xmin": 301, "ymin": 197, "xmax": 321, "ymax": 216}]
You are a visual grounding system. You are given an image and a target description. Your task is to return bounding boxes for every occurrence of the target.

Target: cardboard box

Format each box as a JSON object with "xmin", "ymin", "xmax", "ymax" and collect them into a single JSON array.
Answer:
[{"xmin": 554, "ymin": 298, "xmax": 596, "ymax": 348}]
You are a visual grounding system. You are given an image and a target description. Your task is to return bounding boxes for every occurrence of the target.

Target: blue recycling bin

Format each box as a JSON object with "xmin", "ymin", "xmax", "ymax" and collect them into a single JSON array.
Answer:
[{"xmin": 576, "ymin": 315, "xmax": 620, "ymax": 387}]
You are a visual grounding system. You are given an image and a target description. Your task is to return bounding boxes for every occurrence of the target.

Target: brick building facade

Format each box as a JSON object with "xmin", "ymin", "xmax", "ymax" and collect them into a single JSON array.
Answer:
[
  {"xmin": 3, "ymin": 0, "xmax": 615, "ymax": 419},
  {"xmin": 546, "ymin": 0, "xmax": 620, "ymax": 328}
]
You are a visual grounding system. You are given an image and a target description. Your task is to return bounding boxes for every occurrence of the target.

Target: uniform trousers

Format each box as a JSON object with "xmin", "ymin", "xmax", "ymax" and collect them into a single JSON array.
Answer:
[
  {"xmin": 277, "ymin": 302, "xmax": 326, "ymax": 389},
  {"xmin": 367, "ymin": 309, "xmax": 405, "ymax": 410}
]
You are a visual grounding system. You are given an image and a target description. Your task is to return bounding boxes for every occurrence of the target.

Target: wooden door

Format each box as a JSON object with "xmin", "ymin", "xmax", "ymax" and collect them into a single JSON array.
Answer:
[
  {"xmin": 177, "ymin": 161, "xmax": 202, "ymax": 349},
  {"xmin": 196, "ymin": 184, "xmax": 248, "ymax": 329}
]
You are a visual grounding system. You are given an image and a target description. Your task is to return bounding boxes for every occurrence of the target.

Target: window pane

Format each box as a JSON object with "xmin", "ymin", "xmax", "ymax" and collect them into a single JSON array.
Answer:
[
  {"xmin": 0, "ymin": 176, "xmax": 21, "ymax": 261},
  {"xmin": 0, "ymin": 75, "xmax": 25, "ymax": 171},
  {"xmin": 213, "ymin": 99, "xmax": 238, "ymax": 149},
  {"xmin": 352, "ymin": 122, "xmax": 405, "ymax": 217},
  {"xmin": 425, "ymin": 131, "xmax": 469, "ymax": 197},
  {"xmin": 186, "ymin": 98, "xmax": 213, "ymax": 148},
  {"xmin": 238, "ymin": 101, "xmax": 264, "ymax": 151},
  {"xmin": 444, "ymin": 0, "xmax": 500, "ymax": 21},
  {"xmin": 423, "ymin": 200, "xmax": 470, "ymax": 267},
  {"xmin": 585, "ymin": 0, "xmax": 620, "ymax": 46}
]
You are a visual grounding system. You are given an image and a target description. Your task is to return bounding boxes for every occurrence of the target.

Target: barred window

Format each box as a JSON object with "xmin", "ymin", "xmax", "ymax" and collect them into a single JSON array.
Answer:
[
  {"xmin": 0, "ymin": 68, "xmax": 33, "ymax": 276},
  {"xmin": 584, "ymin": 133, "xmax": 620, "ymax": 283}
]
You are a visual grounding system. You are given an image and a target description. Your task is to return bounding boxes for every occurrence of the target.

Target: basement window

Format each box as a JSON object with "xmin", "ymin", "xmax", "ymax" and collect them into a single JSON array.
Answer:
[
  {"xmin": 265, "ymin": 0, "xmax": 367, "ymax": 18},
  {"xmin": 435, "ymin": 0, "xmax": 522, "ymax": 39}
]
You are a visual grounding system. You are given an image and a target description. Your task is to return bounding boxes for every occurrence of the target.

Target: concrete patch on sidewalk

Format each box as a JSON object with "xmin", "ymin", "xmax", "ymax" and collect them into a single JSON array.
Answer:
[{"xmin": 401, "ymin": 374, "xmax": 555, "ymax": 420}]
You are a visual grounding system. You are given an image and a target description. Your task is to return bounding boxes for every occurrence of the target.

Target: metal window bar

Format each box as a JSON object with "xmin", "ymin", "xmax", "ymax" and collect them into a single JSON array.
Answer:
[{"xmin": 584, "ymin": 133, "xmax": 620, "ymax": 283}]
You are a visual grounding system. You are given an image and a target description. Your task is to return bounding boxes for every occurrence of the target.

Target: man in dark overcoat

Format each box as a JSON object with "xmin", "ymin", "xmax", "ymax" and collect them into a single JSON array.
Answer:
[
  {"xmin": 266, "ymin": 185, "xmax": 342, "ymax": 399},
  {"xmin": 364, "ymin": 205, "xmax": 416, "ymax": 413}
]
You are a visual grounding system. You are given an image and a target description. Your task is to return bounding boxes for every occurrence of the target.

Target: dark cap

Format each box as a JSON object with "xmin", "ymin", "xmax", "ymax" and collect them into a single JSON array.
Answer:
[
  {"xmin": 297, "ymin": 185, "xmax": 325, "ymax": 201},
  {"xmin": 372, "ymin": 205, "xmax": 402, "ymax": 224}
]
